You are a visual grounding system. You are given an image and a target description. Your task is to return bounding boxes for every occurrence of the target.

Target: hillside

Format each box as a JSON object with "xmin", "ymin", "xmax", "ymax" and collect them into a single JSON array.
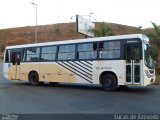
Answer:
[{"xmin": 0, "ymin": 22, "xmax": 153, "ymax": 46}]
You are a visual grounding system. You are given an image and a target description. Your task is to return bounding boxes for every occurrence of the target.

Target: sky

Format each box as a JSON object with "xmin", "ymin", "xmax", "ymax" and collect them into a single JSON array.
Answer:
[{"xmin": 0, "ymin": 0, "xmax": 160, "ymax": 29}]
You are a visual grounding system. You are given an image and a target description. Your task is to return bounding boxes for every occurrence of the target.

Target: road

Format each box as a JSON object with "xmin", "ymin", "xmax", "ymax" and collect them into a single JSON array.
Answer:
[{"xmin": 0, "ymin": 62, "xmax": 160, "ymax": 119}]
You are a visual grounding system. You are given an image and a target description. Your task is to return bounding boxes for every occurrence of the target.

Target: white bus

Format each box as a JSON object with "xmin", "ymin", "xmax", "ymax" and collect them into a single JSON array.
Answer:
[{"xmin": 3, "ymin": 34, "xmax": 155, "ymax": 91}]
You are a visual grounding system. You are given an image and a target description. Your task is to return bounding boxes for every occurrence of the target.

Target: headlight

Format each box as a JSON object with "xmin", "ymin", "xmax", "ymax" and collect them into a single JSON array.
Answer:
[{"xmin": 145, "ymin": 70, "xmax": 151, "ymax": 78}]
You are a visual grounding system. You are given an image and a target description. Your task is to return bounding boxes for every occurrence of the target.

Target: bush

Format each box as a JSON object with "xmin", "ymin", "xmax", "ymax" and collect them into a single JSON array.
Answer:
[
  {"xmin": 155, "ymin": 68, "xmax": 160, "ymax": 84},
  {"xmin": 156, "ymin": 68, "xmax": 160, "ymax": 75},
  {"xmin": 0, "ymin": 43, "xmax": 5, "ymax": 53}
]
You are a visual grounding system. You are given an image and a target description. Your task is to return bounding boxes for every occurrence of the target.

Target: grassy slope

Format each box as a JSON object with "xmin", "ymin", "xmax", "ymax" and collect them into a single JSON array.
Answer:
[{"xmin": 0, "ymin": 22, "xmax": 153, "ymax": 46}]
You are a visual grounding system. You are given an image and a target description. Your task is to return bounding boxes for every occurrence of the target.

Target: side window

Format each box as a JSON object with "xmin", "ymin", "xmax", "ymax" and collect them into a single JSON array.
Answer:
[
  {"xmin": 22, "ymin": 48, "xmax": 26, "ymax": 62},
  {"xmin": 5, "ymin": 50, "xmax": 10, "ymax": 63},
  {"xmin": 99, "ymin": 41, "xmax": 120, "ymax": 59},
  {"xmin": 78, "ymin": 43, "xmax": 97, "ymax": 60},
  {"xmin": 41, "ymin": 46, "xmax": 57, "ymax": 61},
  {"xmin": 26, "ymin": 47, "xmax": 40, "ymax": 61},
  {"xmin": 58, "ymin": 44, "xmax": 75, "ymax": 60},
  {"xmin": 11, "ymin": 52, "xmax": 17, "ymax": 65},
  {"xmin": 10, "ymin": 49, "xmax": 22, "ymax": 64}
]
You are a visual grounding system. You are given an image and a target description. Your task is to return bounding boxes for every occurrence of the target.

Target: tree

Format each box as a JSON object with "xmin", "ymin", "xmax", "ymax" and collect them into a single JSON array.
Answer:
[
  {"xmin": 148, "ymin": 22, "xmax": 160, "ymax": 48},
  {"xmin": 89, "ymin": 22, "xmax": 113, "ymax": 37},
  {"xmin": 148, "ymin": 22, "xmax": 160, "ymax": 65},
  {"xmin": 0, "ymin": 43, "xmax": 5, "ymax": 53},
  {"xmin": 0, "ymin": 43, "xmax": 5, "ymax": 59}
]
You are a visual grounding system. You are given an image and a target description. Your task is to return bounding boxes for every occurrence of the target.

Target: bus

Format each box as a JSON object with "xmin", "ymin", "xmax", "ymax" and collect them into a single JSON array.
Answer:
[{"xmin": 3, "ymin": 34, "xmax": 155, "ymax": 91}]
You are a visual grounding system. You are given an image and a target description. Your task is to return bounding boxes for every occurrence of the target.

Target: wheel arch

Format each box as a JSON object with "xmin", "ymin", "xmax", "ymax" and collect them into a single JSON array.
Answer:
[
  {"xmin": 28, "ymin": 70, "xmax": 39, "ymax": 81},
  {"xmin": 99, "ymin": 71, "xmax": 118, "ymax": 84}
]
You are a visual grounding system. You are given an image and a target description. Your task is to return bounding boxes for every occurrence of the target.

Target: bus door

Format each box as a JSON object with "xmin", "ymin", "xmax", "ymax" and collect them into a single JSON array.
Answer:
[
  {"xmin": 125, "ymin": 44, "xmax": 141, "ymax": 84},
  {"xmin": 11, "ymin": 51, "xmax": 21, "ymax": 80}
]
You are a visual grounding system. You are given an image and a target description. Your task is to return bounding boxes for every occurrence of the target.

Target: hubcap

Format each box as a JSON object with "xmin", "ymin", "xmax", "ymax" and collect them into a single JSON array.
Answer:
[
  {"xmin": 104, "ymin": 79, "xmax": 112, "ymax": 87},
  {"xmin": 31, "ymin": 75, "xmax": 36, "ymax": 83}
]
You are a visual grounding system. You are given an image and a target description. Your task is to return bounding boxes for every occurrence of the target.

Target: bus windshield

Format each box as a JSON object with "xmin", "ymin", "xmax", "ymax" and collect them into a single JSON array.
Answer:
[{"xmin": 144, "ymin": 44, "xmax": 155, "ymax": 69}]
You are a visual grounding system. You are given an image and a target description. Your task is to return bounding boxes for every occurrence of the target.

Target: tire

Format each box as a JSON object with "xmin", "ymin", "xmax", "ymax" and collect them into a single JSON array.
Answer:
[
  {"xmin": 29, "ymin": 72, "xmax": 40, "ymax": 86},
  {"xmin": 118, "ymin": 85, "xmax": 129, "ymax": 90},
  {"xmin": 49, "ymin": 82, "xmax": 58, "ymax": 86},
  {"xmin": 101, "ymin": 74, "xmax": 117, "ymax": 91}
]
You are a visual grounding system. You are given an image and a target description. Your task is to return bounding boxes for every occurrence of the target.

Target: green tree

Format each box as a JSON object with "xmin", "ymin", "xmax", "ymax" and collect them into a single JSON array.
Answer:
[
  {"xmin": 0, "ymin": 43, "xmax": 5, "ymax": 60},
  {"xmin": 148, "ymin": 22, "xmax": 160, "ymax": 64},
  {"xmin": 0, "ymin": 43, "xmax": 5, "ymax": 53},
  {"xmin": 148, "ymin": 22, "xmax": 160, "ymax": 47},
  {"xmin": 89, "ymin": 22, "xmax": 113, "ymax": 37}
]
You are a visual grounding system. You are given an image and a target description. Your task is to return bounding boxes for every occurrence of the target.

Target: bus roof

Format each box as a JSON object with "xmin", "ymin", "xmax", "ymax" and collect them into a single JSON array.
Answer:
[{"xmin": 6, "ymin": 34, "xmax": 149, "ymax": 49}]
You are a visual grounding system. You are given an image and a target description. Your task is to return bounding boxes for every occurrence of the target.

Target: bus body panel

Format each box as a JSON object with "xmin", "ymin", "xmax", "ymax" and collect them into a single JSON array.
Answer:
[
  {"xmin": 5, "ymin": 60, "xmax": 126, "ymax": 85},
  {"xmin": 92, "ymin": 60, "xmax": 126, "ymax": 85},
  {"xmin": 3, "ymin": 62, "xmax": 10, "ymax": 79}
]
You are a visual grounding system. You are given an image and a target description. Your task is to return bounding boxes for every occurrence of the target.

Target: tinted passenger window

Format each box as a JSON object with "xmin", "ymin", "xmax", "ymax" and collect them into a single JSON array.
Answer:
[
  {"xmin": 99, "ymin": 41, "xmax": 120, "ymax": 59},
  {"xmin": 9, "ymin": 49, "xmax": 23, "ymax": 64},
  {"xmin": 78, "ymin": 43, "xmax": 97, "ymax": 59},
  {"xmin": 58, "ymin": 44, "xmax": 75, "ymax": 60},
  {"xmin": 5, "ymin": 50, "xmax": 10, "ymax": 63},
  {"xmin": 41, "ymin": 46, "xmax": 57, "ymax": 61},
  {"xmin": 26, "ymin": 47, "xmax": 40, "ymax": 61}
]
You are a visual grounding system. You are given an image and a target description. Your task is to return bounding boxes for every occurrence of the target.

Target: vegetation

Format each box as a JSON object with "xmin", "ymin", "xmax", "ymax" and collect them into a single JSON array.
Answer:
[
  {"xmin": 0, "ymin": 43, "xmax": 5, "ymax": 53},
  {"xmin": 148, "ymin": 22, "xmax": 160, "ymax": 61},
  {"xmin": 0, "ymin": 43, "xmax": 5, "ymax": 59},
  {"xmin": 0, "ymin": 22, "xmax": 153, "ymax": 46},
  {"xmin": 148, "ymin": 22, "xmax": 160, "ymax": 46},
  {"xmin": 148, "ymin": 22, "xmax": 160, "ymax": 83},
  {"xmin": 89, "ymin": 22, "xmax": 113, "ymax": 37}
]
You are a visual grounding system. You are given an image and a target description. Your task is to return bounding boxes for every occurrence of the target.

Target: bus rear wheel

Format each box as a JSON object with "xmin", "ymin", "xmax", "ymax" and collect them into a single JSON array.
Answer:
[
  {"xmin": 101, "ymin": 74, "xmax": 117, "ymax": 91},
  {"xmin": 29, "ymin": 72, "xmax": 40, "ymax": 86},
  {"xmin": 49, "ymin": 82, "xmax": 59, "ymax": 86}
]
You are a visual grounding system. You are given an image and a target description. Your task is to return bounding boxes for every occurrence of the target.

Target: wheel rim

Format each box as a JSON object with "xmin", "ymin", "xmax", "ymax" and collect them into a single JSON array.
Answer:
[
  {"xmin": 104, "ymin": 79, "xmax": 112, "ymax": 87},
  {"xmin": 30, "ymin": 74, "xmax": 36, "ymax": 84}
]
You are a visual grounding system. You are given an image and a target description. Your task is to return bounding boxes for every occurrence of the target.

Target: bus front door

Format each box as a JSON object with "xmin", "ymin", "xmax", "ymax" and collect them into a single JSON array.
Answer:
[
  {"xmin": 11, "ymin": 52, "xmax": 21, "ymax": 80},
  {"xmin": 125, "ymin": 44, "xmax": 141, "ymax": 85}
]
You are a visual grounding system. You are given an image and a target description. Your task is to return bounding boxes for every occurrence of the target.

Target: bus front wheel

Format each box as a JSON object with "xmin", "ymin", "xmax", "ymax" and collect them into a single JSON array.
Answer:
[
  {"xmin": 101, "ymin": 74, "xmax": 117, "ymax": 91},
  {"xmin": 29, "ymin": 72, "xmax": 40, "ymax": 86}
]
